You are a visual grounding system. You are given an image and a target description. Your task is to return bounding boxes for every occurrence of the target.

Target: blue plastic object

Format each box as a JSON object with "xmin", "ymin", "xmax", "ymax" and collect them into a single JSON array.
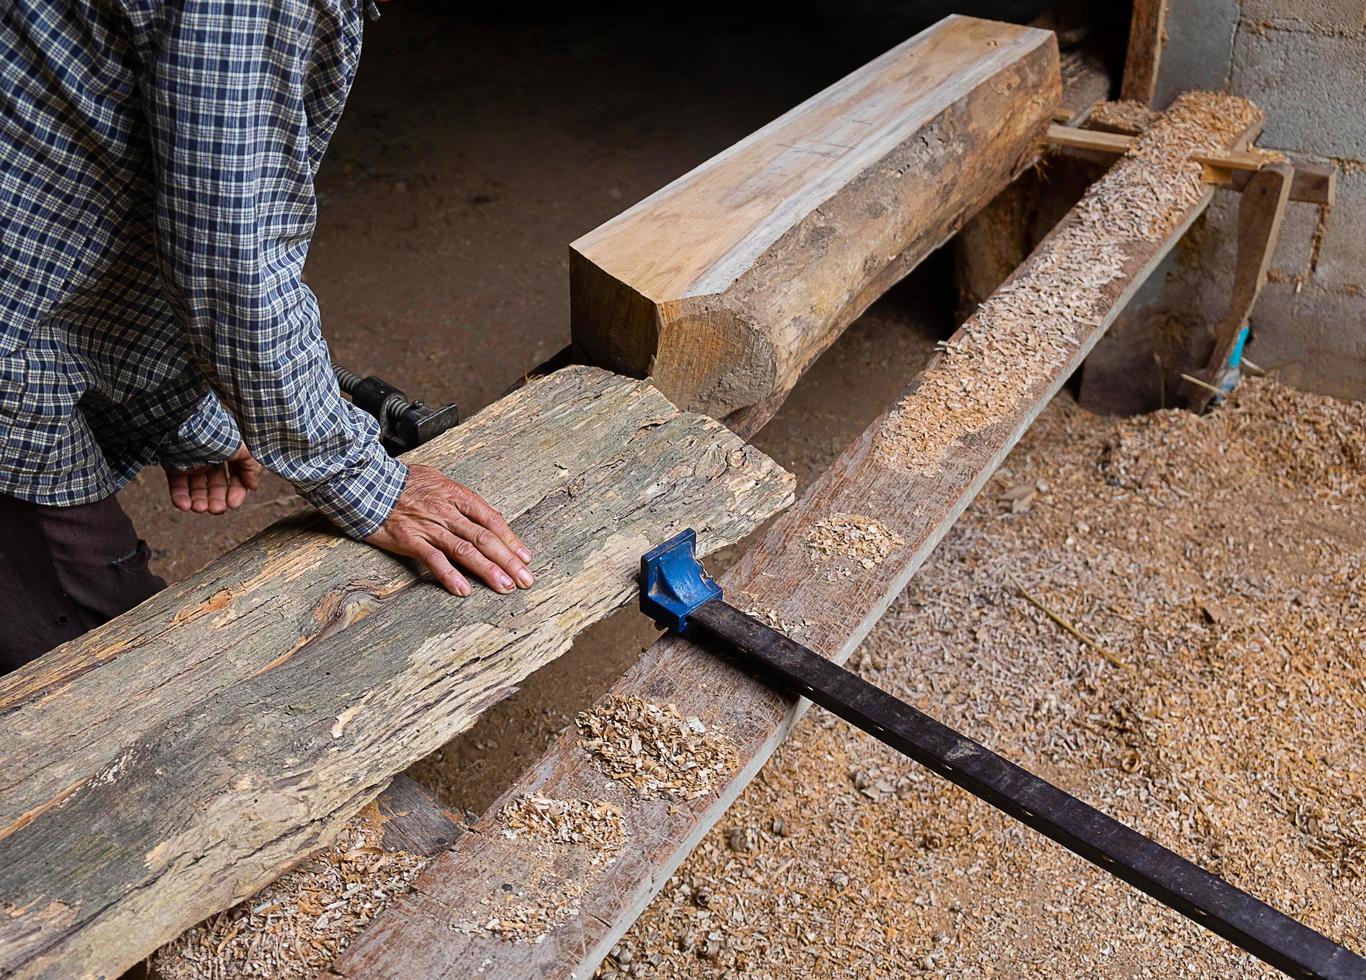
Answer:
[
  {"xmin": 1210, "ymin": 324, "xmax": 1252, "ymax": 403},
  {"xmin": 639, "ymin": 529, "xmax": 723, "ymax": 633}
]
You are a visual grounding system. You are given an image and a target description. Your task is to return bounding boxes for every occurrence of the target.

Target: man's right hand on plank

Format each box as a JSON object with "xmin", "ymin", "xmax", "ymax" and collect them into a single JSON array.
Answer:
[{"xmin": 365, "ymin": 463, "xmax": 534, "ymax": 597}]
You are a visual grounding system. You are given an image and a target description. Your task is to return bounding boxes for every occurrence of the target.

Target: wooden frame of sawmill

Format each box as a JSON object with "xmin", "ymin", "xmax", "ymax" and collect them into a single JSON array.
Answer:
[{"xmin": 0, "ymin": 11, "xmax": 1339, "ymax": 980}]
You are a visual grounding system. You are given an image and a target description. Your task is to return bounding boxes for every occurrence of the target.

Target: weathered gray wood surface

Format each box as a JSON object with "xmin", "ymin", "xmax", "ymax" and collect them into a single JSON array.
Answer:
[
  {"xmin": 0, "ymin": 367, "xmax": 793, "ymax": 980},
  {"xmin": 376, "ymin": 775, "xmax": 467, "ymax": 858},
  {"xmin": 331, "ymin": 95, "xmax": 1265, "ymax": 980},
  {"xmin": 571, "ymin": 15, "xmax": 1059, "ymax": 434}
]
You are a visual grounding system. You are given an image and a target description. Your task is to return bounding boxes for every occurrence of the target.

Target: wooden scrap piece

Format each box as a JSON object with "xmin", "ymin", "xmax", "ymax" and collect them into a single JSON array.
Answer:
[
  {"xmin": 571, "ymin": 15, "xmax": 1061, "ymax": 434},
  {"xmin": 329, "ymin": 92, "xmax": 1266, "ymax": 980},
  {"xmin": 0, "ymin": 366, "xmax": 793, "ymax": 980}
]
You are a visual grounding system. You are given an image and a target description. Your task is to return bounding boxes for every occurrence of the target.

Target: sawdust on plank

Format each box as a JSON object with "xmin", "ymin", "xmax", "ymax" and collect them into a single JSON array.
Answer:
[
  {"xmin": 606, "ymin": 378, "xmax": 1366, "ymax": 977},
  {"xmin": 1089, "ymin": 98, "xmax": 1159, "ymax": 133},
  {"xmin": 152, "ymin": 804, "xmax": 427, "ymax": 980},
  {"xmin": 499, "ymin": 793, "xmax": 625, "ymax": 865},
  {"xmin": 462, "ymin": 794, "xmax": 626, "ymax": 943},
  {"xmin": 877, "ymin": 90, "xmax": 1262, "ymax": 477},
  {"xmin": 577, "ymin": 694, "xmax": 739, "ymax": 801},
  {"xmin": 805, "ymin": 513, "xmax": 905, "ymax": 574}
]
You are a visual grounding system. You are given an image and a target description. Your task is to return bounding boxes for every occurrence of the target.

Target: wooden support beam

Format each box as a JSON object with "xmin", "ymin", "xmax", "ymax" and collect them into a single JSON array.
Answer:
[
  {"xmin": 0, "ymin": 367, "xmax": 792, "ymax": 980},
  {"xmin": 571, "ymin": 16, "xmax": 1060, "ymax": 435},
  {"xmin": 1185, "ymin": 162, "xmax": 1294, "ymax": 411},
  {"xmin": 1047, "ymin": 124, "xmax": 1335, "ymax": 205},
  {"xmin": 330, "ymin": 92, "xmax": 1266, "ymax": 980},
  {"xmin": 1120, "ymin": 0, "xmax": 1168, "ymax": 105}
]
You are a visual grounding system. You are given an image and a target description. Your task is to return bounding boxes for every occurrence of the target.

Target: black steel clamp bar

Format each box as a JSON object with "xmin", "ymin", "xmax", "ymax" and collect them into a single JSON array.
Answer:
[{"xmin": 639, "ymin": 530, "xmax": 1366, "ymax": 980}]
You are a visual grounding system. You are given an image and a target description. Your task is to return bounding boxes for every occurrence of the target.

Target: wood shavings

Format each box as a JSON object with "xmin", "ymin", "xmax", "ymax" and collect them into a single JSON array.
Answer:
[
  {"xmin": 877, "ymin": 91, "xmax": 1262, "ymax": 477},
  {"xmin": 577, "ymin": 695, "xmax": 739, "ymax": 800},
  {"xmin": 470, "ymin": 878, "xmax": 586, "ymax": 944},
  {"xmin": 1089, "ymin": 99, "xmax": 1159, "ymax": 133},
  {"xmin": 610, "ymin": 378, "xmax": 1366, "ymax": 978},
  {"xmin": 500, "ymin": 794, "xmax": 625, "ymax": 865},
  {"xmin": 466, "ymin": 795, "xmax": 625, "ymax": 944},
  {"xmin": 805, "ymin": 513, "xmax": 905, "ymax": 572},
  {"xmin": 153, "ymin": 805, "xmax": 427, "ymax": 980}
]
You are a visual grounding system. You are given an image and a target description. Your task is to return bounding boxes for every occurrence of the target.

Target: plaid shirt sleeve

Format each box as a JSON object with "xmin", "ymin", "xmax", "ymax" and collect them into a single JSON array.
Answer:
[
  {"xmin": 140, "ymin": 1, "xmax": 405, "ymax": 538},
  {"xmin": 158, "ymin": 392, "xmax": 243, "ymax": 471}
]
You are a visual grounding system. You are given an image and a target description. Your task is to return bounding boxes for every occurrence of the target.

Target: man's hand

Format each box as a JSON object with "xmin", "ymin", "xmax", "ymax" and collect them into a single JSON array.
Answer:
[
  {"xmin": 365, "ymin": 463, "xmax": 534, "ymax": 597},
  {"xmin": 165, "ymin": 443, "xmax": 263, "ymax": 515}
]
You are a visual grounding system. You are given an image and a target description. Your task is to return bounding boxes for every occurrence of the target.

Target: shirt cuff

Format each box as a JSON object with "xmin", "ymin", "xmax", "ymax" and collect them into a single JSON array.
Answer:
[
  {"xmin": 297, "ymin": 442, "xmax": 408, "ymax": 540},
  {"xmin": 158, "ymin": 393, "xmax": 242, "ymax": 470}
]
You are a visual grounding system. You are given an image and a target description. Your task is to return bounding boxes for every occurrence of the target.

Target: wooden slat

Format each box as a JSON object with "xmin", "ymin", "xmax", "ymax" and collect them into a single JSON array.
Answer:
[
  {"xmin": 1046, "ymin": 124, "xmax": 1335, "ymax": 205},
  {"xmin": 571, "ymin": 15, "xmax": 1060, "ymax": 435},
  {"xmin": 0, "ymin": 367, "xmax": 793, "ymax": 980},
  {"xmin": 1120, "ymin": 0, "xmax": 1168, "ymax": 105},
  {"xmin": 331, "ymin": 93, "xmax": 1267, "ymax": 980},
  {"xmin": 376, "ymin": 775, "xmax": 467, "ymax": 858}
]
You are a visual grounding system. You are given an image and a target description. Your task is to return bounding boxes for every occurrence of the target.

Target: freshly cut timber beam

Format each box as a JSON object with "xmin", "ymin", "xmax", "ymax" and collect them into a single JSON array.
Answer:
[
  {"xmin": 0, "ymin": 367, "xmax": 793, "ymax": 980},
  {"xmin": 331, "ymin": 92, "xmax": 1267, "ymax": 980},
  {"xmin": 571, "ymin": 15, "xmax": 1060, "ymax": 434}
]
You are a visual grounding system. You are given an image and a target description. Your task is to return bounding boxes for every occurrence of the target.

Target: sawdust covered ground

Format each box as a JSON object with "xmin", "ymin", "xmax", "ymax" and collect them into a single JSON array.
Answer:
[{"xmin": 606, "ymin": 378, "xmax": 1366, "ymax": 978}]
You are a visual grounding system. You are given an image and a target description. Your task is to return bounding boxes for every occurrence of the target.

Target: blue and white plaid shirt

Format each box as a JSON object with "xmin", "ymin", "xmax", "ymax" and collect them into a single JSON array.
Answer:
[{"xmin": 0, "ymin": 0, "xmax": 405, "ymax": 539}]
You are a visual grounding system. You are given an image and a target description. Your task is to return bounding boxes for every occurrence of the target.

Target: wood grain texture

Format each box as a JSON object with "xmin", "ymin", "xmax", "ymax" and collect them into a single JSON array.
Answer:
[
  {"xmin": 571, "ymin": 15, "xmax": 1060, "ymax": 433},
  {"xmin": 0, "ymin": 367, "xmax": 793, "ymax": 980},
  {"xmin": 1120, "ymin": 0, "xmax": 1168, "ymax": 105},
  {"xmin": 332, "ymin": 99, "xmax": 1264, "ymax": 980}
]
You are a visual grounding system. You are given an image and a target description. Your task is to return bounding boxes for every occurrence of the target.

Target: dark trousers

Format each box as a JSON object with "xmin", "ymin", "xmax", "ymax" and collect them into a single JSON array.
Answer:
[{"xmin": 0, "ymin": 494, "xmax": 164, "ymax": 674}]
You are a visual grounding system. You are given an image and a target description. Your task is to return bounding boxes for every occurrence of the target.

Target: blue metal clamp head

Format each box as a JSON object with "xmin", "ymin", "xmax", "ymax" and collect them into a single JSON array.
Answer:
[{"xmin": 639, "ymin": 528, "xmax": 723, "ymax": 633}]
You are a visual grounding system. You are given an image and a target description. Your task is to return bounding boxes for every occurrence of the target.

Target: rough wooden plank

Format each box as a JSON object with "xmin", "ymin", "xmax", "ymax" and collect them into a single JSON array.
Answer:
[
  {"xmin": 1120, "ymin": 0, "xmax": 1167, "ymax": 105},
  {"xmin": 332, "ymin": 92, "xmax": 1267, "ymax": 980},
  {"xmin": 0, "ymin": 367, "xmax": 793, "ymax": 980},
  {"xmin": 571, "ymin": 15, "xmax": 1060, "ymax": 435}
]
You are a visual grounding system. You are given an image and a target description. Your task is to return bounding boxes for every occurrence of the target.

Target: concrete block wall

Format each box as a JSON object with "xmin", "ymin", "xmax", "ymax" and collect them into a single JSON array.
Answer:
[{"xmin": 1153, "ymin": 0, "xmax": 1366, "ymax": 399}]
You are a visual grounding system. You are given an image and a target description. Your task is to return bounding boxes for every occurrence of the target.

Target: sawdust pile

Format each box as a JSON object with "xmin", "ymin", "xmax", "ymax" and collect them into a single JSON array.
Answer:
[
  {"xmin": 1089, "ymin": 99, "xmax": 1158, "ymax": 133},
  {"xmin": 805, "ymin": 513, "xmax": 905, "ymax": 573},
  {"xmin": 577, "ymin": 695, "xmax": 739, "ymax": 800},
  {"xmin": 607, "ymin": 378, "xmax": 1366, "ymax": 977},
  {"xmin": 879, "ymin": 91, "xmax": 1262, "ymax": 476},
  {"xmin": 153, "ymin": 805, "xmax": 427, "ymax": 980}
]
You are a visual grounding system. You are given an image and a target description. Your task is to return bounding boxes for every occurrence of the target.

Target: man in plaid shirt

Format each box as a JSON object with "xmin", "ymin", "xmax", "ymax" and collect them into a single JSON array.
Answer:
[{"xmin": 0, "ymin": 2, "xmax": 534, "ymax": 671}]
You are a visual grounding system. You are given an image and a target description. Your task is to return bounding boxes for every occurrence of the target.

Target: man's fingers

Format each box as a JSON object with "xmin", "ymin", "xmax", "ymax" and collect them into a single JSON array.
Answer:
[
  {"xmin": 166, "ymin": 470, "xmax": 193, "ymax": 511},
  {"xmin": 445, "ymin": 511, "xmax": 533, "ymax": 589},
  {"xmin": 226, "ymin": 469, "xmax": 249, "ymax": 510},
  {"xmin": 239, "ymin": 460, "xmax": 261, "ymax": 491},
  {"xmin": 430, "ymin": 527, "xmax": 517, "ymax": 594},
  {"xmin": 206, "ymin": 466, "xmax": 229, "ymax": 515},
  {"xmin": 189, "ymin": 471, "xmax": 209, "ymax": 512},
  {"xmin": 453, "ymin": 487, "xmax": 532, "ymax": 564},
  {"xmin": 414, "ymin": 544, "xmax": 472, "ymax": 597}
]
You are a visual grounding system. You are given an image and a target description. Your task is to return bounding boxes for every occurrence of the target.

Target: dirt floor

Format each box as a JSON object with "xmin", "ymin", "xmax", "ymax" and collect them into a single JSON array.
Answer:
[{"xmin": 606, "ymin": 378, "xmax": 1366, "ymax": 977}]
